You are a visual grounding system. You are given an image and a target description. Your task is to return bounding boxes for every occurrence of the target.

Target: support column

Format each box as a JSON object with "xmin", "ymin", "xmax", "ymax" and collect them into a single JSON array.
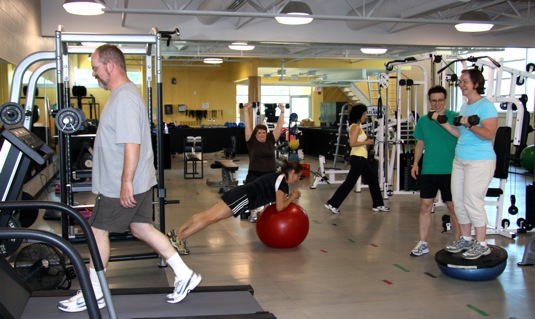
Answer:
[{"xmin": 248, "ymin": 75, "xmax": 260, "ymax": 103}]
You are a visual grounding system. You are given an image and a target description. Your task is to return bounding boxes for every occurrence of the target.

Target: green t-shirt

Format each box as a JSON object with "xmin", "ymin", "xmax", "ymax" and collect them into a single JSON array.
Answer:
[{"xmin": 412, "ymin": 109, "xmax": 458, "ymax": 174}]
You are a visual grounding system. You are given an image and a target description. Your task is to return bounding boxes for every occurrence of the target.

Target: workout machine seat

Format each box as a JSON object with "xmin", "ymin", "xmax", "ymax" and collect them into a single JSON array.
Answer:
[{"xmin": 207, "ymin": 160, "xmax": 239, "ymax": 193}]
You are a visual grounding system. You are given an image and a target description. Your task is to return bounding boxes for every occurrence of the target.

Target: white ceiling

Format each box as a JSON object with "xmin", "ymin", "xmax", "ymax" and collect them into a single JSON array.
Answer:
[{"xmin": 40, "ymin": 0, "xmax": 535, "ymax": 82}]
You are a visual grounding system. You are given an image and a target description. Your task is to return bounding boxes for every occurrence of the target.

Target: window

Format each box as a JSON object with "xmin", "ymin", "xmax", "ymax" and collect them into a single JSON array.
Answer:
[
  {"xmin": 74, "ymin": 68, "xmax": 142, "ymax": 88},
  {"xmin": 456, "ymin": 48, "xmax": 535, "ymax": 113},
  {"xmin": 236, "ymin": 85, "xmax": 311, "ymax": 125}
]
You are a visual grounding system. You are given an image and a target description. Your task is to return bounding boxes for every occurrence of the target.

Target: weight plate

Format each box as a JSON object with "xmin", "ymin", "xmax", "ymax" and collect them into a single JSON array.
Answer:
[
  {"xmin": 0, "ymin": 102, "xmax": 24, "ymax": 125},
  {"xmin": 0, "ymin": 216, "xmax": 23, "ymax": 257},
  {"xmin": 55, "ymin": 108, "xmax": 86, "ymax": 134},
  {"xmin": 379, "ymin": 73, "xmax": 389, "ymax": 88}
]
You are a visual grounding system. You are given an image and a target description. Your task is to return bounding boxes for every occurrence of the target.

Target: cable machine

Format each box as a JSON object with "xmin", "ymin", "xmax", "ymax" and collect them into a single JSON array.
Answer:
[{"xmin": 383, "ymin": 58, "xmax": 429, "ymax": 197}]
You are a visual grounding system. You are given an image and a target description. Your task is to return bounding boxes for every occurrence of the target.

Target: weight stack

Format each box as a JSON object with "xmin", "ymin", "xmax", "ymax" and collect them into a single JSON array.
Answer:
[{"xmin": 526, "ymin": 184, "xmax": 535, "ymax": 230}]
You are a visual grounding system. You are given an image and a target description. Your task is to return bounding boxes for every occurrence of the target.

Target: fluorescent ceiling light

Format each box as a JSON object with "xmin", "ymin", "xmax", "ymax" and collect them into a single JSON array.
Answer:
[
  {"xmin": 275, "ymin": 1, "xmax": 313, "ymax": 25},
  {"xmin": 361, "ymin": 48, "xmax": 388, "ymax": 54},
  {"xmin": 203, "ymin": 57, "xmax": 223, "ymax": 64},
  {"xmin": 81, "ymin": 42, "xmax": 106, "ymax": 47},
  {"xmin": 228, "ymin": 42, "xmax": 255, "ymax": 51},
  {"xmin": 63, "ymin": 0, "xmax": 105, "ymax": 16},
  {"xmin": 455, "ymin": 11, "xmax": 494, "ymax": 32}
]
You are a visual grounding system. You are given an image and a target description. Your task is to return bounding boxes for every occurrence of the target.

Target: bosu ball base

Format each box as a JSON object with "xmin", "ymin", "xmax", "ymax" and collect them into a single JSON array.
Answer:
[{"xmin": 435, "ymin": 245, "xmax": 508, "ymax": 281}]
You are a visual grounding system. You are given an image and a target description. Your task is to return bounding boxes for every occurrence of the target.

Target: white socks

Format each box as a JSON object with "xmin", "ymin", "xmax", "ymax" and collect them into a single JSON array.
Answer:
[
  {"xmin": 89, "ymin": 267, "xmax": 103, "ymax": 298},
  {"xmin": 167, "ymin": 253, "xmax": 191, "ymax": 280}
]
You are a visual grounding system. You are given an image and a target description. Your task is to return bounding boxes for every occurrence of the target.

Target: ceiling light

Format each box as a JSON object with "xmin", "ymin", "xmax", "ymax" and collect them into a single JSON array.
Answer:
[
  {"xmin": 361, "ymin": 48, "xmax": 388, "ymax": 55},
  {"xmin": 275, "ymin": 1, "xmax": 313, "ymax": 25},
  {"xmin": 81, "ymin": 42, "xmax": 106, "ymax": 47},
  {"xmin": 203, "ymin": 57, "xmax": 223, "ymax": 64},
  {"xmin": 228, "ymin": 42, "xmax": 255, "ymax": 51},
  {"xmin": 455, "ymin": 11, "xmax": 494, "ymax": 32},
  {"xmin": 63, "ymin": 0, "xmax": 105, "ymax": 16}
]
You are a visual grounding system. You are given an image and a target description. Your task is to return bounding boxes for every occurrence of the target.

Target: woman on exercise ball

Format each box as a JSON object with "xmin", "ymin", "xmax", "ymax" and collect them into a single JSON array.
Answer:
[
  {"xmin": 431, "ymin": 68, "xmax": 498, "ymax": 260},
  {"xmin": 167, "ymin": 160, "xmax": 302, "ymax": 248},
  {"xmin": 242, "ymin": 102, "xmax": 286, "ymax": 222},
  {"xmin": 324, "ymin": 103, "xmax": 389, "ymax": 214}
]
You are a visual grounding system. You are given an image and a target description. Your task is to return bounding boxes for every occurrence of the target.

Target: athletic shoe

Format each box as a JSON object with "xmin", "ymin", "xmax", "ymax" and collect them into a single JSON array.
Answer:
[
  {"xmin": 166, "ymin": 271, "xmax": 202, "ymax": 304},
  {"xmin": 372, "ymin": 206, "xmax": 390, "ymax": 212},
  {"xmin": 57, "ymin": 290, "xmax": 106, "ymax": 313},
  {"xmin": 324, "ymin": 203, "xmax": 340, "ymax": 214},
  {"xmin": 410, "ymin": 241, "xmax": 429, "ymax": 257},
  {"xmin": 167, "ymin": 229, "xmax": 190, "ymax": 255},
  {"xmin": 445, "ymin": 237, "xmax": 474, "ymax": 253},
  {"xmin": 462, "ymin": 242, "xmax": 491, "ymax": 260},
  {"xmin": 249, "ymin": 208, "xmax": 258, "ymax": 223}
]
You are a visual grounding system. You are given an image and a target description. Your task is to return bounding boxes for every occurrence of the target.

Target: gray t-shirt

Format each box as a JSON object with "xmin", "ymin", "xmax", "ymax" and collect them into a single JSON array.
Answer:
[{"xmin": 92, "ymin": 82, "xmax": 156, "ymax": 197}]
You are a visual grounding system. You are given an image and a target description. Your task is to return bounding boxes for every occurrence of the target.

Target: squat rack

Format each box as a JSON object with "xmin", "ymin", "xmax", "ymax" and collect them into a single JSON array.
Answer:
[{"xmin": 52, "ymin": 27, "xmax": 177, "ymax": 262}]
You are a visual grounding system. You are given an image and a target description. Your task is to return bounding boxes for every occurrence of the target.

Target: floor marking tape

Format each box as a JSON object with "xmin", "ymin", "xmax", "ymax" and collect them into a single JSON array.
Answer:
[
  {"xmin": 424, "ymin": 272, "xmax": 437, "ymax": 278},
  {"xmin": 313, "ymin": 220, "xmax": 321, "ymax": 224},
  {"xmin": 369, "ymin": 243, "xmax": 378, "ymax": 247},
  {"xmin": 382, "ymin": 280, "xmax": 393, "ymax": 285},
  {"xmin": 466, "ymin": 304, "xmax": 489, "ymax": 316},
  {"xmin": 393, "ymin": 264, "xmax": 410, "ymax": 272},
  {"xmin": 320, "ymin": 249, "xmax": 328, "ymax": 253},
  {"xmin": 347, "ymin": 239, "xmax": 355, "ymax": 243},
  {"xmin": 332, "ymin": 223, "xmax": 338, "ymax": 226}
]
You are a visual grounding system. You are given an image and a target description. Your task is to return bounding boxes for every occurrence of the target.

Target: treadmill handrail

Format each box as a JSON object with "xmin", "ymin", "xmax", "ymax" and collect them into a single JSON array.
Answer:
[
  {"xmin": 0, "ymin": 201, "xmax": 118, "ymax": 319},
  {"xmin": 0, "ymin": 228, "xmax": 101, "ymax": 319}
]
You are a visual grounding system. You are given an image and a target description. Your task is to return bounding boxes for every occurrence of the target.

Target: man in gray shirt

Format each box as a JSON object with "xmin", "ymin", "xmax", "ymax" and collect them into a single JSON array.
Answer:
[{"xmin": 58, "ymin": 44, "xmax": 201, "ymax": 313}]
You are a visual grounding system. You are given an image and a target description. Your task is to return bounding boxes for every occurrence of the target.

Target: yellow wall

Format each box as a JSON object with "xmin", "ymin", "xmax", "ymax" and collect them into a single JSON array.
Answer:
[{"xmin": 160, "ymin": 63, "xmax": 236, "ymax": 126}]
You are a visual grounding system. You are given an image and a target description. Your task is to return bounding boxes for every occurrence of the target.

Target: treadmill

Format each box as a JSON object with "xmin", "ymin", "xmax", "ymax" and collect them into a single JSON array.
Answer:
[{"xmin": 0, "ymin": 124, "xmax": 277, "ymax": 319}]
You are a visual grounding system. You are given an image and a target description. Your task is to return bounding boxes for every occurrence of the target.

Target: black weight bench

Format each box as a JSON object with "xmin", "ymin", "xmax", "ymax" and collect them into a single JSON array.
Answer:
[
  {"xmin": 184, "ymin": 153, "xmax": 203, "ymax": 179},
  {"xmin": 207, "ymin": 160, "xmax": 239, "ymax": 193}
]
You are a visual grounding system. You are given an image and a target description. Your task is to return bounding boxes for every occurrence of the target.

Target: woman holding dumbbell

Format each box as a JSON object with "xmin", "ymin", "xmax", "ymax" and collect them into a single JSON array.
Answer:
[
  {"xmin": 432, "ymin": 68, "xmax": 498, "ymax": 260},
  {"xmin": 242, "ymin": 102, "xmax": 286, "ymax": 222}
]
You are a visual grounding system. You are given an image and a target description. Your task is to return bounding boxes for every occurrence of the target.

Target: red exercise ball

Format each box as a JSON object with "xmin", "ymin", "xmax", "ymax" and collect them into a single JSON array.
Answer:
[{"xmin": 256, "ymin": 202, "xmax": 309, "ymax": 248}]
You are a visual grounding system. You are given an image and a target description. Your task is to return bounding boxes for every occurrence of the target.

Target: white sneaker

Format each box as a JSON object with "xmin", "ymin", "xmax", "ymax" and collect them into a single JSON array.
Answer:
[
  {"xmin": 324, "ymin": 203, "xmax": 340, "ymax": 214},
  {"xmin": 57, "ymin": 290, "xmax": 106, "ymax": 313},
  {"xmin": 372, "ymin": 206, "xmax": 390, "ymax": 212},
  {"xmin": 249, "ymin": 209, "xmax": 258, "ymax": 223},
  {"xmin": 166, "ymin": 271, "xmax": 202, "ymax": 304},
  {"xmin": 410, "ymin": 241, "xmax": 429, "ymax": 257}
]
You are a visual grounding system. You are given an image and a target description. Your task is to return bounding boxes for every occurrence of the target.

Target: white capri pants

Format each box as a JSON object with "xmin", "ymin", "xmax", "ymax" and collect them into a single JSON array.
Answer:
[{"xmin": 451, "ymin": 157, "xmax": 496, "ymax": 228}]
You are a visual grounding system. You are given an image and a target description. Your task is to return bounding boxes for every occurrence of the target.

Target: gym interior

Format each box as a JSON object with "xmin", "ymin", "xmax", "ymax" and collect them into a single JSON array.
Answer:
[{"xmin": 1, "ymin": 1, "xmax": 535, "ymax": 318}]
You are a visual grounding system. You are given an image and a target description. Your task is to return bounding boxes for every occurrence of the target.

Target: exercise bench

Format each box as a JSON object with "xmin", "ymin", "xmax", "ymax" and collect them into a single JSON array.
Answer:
[{"xmin": 207, "ymin": 160, "xmax": 239, "ymax": 193}]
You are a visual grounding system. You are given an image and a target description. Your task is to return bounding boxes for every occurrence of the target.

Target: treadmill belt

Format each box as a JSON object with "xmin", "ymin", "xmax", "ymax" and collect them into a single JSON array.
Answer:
[{"xmin": 21, "ymin": 291, "xmax": 268, "ymax": 318}]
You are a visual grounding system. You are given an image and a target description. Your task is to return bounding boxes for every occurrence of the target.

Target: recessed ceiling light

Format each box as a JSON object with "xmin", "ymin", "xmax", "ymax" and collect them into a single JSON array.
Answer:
[
  {"xmin": 455, "ymin": 11, "xmax": 494, "ymax": 32},
  {"xmin": 63, "ymin": 0, "xmax": 105, "ymax": 16},
  {"xmin": 203, "ymin": 57, "xmax": 223, "ymax": 64},
  {"xmin": 275, "ymin": 1, "xmax": 313, "ymax": 25},
  {"xmin": 81, "ymin": 42, "xmax": 106, "ymax": 47},
  {"xmin": 360, "ymin": 48, "xmax": 388, "ymax": 54},
  {"xmin": 228, "ymin": 42, "xmax": 255, "ymax": 51}
]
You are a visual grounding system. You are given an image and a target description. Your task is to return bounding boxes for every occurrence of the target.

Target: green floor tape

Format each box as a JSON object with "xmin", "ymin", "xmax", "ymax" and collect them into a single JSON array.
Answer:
[
  {"xmin": 393, "ymin": 264, "xmax": 410, "ymax": 272},
  {"xmin": 466, "ymin": 304, "xmax": 489, "ymax": 316}
]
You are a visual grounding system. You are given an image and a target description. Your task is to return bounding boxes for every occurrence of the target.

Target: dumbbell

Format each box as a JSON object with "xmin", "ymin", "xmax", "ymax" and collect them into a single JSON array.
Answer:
[
  {"xmin": 285, "ymin": 103, "xmax": 290, "ymax": 109},
  {"xmin": 453, "ymin": 115, "xmax": 480, "ymax": 126},
  {"xmin": 239, "ymin": 103, "xmax": 244, "ymax": 109},
  {"xmin": 427, "ymin": 111, "xmax": 447, "ymax": 124}
]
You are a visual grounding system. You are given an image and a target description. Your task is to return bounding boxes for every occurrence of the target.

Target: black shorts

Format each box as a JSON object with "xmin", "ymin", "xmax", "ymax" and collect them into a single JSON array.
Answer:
[
  {"xmin": 418, "ymin": 174, "xmax": 452, "ymax": 202},
  {"xmin": 221, "ymin": 186, "xmax": 249, "ymax": 218}
]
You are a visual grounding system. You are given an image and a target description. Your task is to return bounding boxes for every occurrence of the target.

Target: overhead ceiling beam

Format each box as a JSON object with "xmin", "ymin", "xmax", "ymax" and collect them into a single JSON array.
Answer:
[{"xmin": 101, "ymin": 8, "xmax": 535, "ymax": 27}]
